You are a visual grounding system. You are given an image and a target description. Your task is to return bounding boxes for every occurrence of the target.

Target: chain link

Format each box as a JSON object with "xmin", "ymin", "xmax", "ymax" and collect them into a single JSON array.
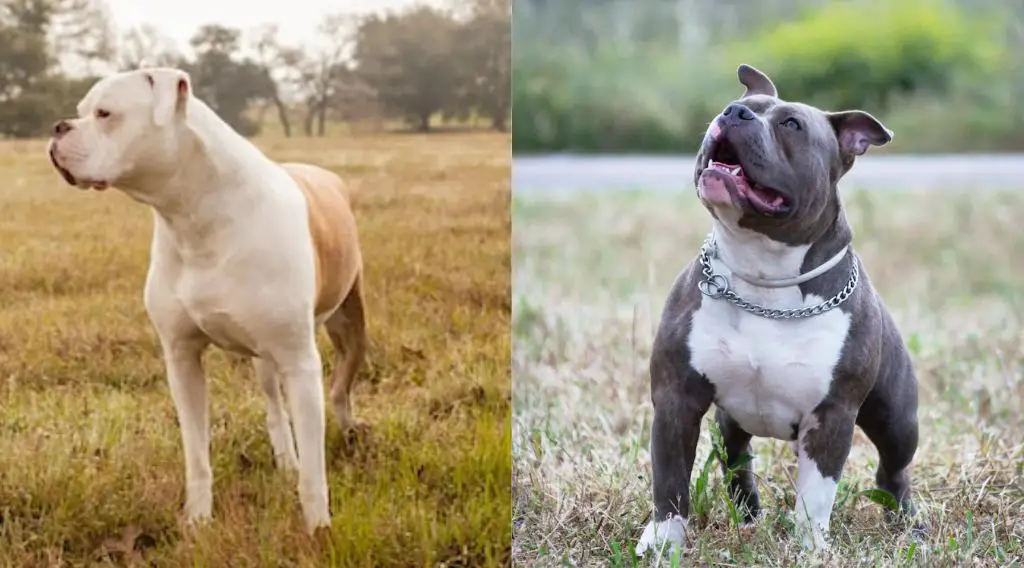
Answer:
[{"xmin": 697, "ymin": 236, "xmax": 858, "ymax": 320}]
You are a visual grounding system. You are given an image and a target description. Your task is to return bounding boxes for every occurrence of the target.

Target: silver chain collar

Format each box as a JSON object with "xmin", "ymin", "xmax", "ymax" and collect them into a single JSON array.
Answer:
[{"xmin": 696, "ymin": 236, "xmax": 859, "ymax": 320}]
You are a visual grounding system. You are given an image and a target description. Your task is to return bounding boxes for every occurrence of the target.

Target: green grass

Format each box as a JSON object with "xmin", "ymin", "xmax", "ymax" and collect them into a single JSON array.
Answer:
[
  {"xmin": 512, "ymin": 188, "xmax": 1024, "ymax": 566},
  {"xmin": 0, "ymin": 132, "xmax": 511, "ymax": 566}
]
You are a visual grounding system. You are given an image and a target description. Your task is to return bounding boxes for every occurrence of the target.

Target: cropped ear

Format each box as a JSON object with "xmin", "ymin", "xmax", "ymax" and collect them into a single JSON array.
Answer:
[
  {"xmin": 828, "ymin": 110, "xmax": 893, "ymax": 157},
  {"xmin": 737, "ymin": 64, "xmax": 777, "ymax": 98},
  {"xmin": 145, "ymin": 68, "xmax": 190, "ymax": 127}
]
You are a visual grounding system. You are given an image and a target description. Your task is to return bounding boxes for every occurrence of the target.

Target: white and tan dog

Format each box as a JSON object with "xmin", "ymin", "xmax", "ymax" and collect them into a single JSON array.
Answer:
[{"xmin": 46, "ymin": 67, "xmax": 367, "ymax": 533}]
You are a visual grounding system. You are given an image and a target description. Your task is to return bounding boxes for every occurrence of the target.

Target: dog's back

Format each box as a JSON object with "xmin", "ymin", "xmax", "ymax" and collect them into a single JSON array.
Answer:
[{"xmin": 280, "ymin": 162, "xmax": 362, "ymax": 319}]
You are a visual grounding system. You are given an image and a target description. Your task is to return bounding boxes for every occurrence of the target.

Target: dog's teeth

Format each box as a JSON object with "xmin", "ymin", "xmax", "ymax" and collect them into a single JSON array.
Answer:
[{"xmin": 730, "ymin": 167, "xmax": 741, "ymax": 175}]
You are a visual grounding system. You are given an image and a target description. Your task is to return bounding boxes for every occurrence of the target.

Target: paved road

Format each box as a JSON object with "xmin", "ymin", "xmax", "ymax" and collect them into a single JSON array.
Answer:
[{"xmin": 512, "ymin": 154, "xmax": 1024, "ymax": 194}]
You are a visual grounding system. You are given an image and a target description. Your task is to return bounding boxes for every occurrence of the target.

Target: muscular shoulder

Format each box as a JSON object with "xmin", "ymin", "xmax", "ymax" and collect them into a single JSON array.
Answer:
[{"xmin": 653, "ymin": 260, "xmax": 702, "ymax": 348}]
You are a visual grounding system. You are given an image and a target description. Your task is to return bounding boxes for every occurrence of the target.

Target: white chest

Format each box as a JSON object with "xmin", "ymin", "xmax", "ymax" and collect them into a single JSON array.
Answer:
[
  {"xmin": 174, "ymin": 268, "xmax": 261, "ymax": 356},
  {"xmin": 686, "ymin": 262, "xmax": 851, "ymax": 440}
]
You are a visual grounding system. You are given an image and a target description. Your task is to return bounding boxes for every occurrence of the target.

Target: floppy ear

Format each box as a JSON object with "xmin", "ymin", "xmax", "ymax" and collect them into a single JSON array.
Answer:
[
  {"xmin": 145, "ymin": 68, "xmax": 191, "ymax": 127},
  {"xmin": 737, "ymin": 64, "xmax": 777, "ymax": 98},
  {"xmin": 828, "ymin": 110, "xmax": 893, "ymax": 157}
]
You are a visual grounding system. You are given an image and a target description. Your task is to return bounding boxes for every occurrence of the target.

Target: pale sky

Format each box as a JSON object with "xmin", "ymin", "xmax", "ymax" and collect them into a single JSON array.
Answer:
[{"xmin": 105, "ymin": 0, "xmax": 447, "ymax": 53}]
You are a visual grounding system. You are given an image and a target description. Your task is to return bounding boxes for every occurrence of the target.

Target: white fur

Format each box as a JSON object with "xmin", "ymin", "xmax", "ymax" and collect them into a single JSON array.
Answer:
[
  {"xmin": 683, "ymin": 208, "xmax": 850, "ymax": 552},
  {"xmin": 687, "ymin": 214, "xmax": 851, "ymax": 440},
  {"xmin": 635, "ymin": 514, "xmax": 686, "ymax": 558},
  {"xmin": 793, "ymin": 418, "xmax": 839, "ymax": 551},
  {"xmin": 50, "ymin": 68, "xmax": 331, "ymax": 533}
]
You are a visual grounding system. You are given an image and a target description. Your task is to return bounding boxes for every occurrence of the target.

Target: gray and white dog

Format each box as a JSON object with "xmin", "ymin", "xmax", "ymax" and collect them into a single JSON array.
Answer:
[{"xmin": 637, "ymin": 64, "xmax": 920, "ymax": 556}]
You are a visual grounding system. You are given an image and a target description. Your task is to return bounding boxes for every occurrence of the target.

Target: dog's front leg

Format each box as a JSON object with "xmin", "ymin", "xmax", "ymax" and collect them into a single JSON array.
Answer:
[
  {"xmin": 254, "ymin": 357, "xmax": 300, "ymax": 471},
  {"xmin": 162, "ymin": 338, "xmax": 213, "ymax": 525},
  {"xmin": 637, "ymin": 355, "xmax": 714, "ymax": 558},
  {"xmin": 794, "ymin": 402, "xmax": 857, "ymax": 552},
  {"xmin": 277, "ymin": 344, "xmax": 331, "ymax": 534}
]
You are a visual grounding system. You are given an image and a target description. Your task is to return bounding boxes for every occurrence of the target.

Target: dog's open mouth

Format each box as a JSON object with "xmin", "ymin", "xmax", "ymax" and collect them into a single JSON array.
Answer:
[{"xmin": 701, "ymin": 139, "xmax": 790, "ymax": 215}]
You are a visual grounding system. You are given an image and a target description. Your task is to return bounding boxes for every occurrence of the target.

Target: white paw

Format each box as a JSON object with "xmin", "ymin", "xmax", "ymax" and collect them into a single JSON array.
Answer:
[
  {"xmin": 184, "ymin": 507, "xmax": 212, "ymax": 528},
  {"xmin": 635, "ymin": 514, "xmax": 687, "ymax": 558},
  {"xmin": 299, "ymin": 489, "xmax": 331, "ymax": 535},
  {"xmin": 801, "ymin": 531, "xmax": 828, "ymax": 553},
  {"xmin": 304, "ymin": 514, "xmax": 331, "ymax": 535},
  {"xmin": 184, "ymin": 485, "xmax": 212, "ymax": 525},
  {"xmin": 794, "ymin": 519, "xmax": 829, "ymax": 553}
]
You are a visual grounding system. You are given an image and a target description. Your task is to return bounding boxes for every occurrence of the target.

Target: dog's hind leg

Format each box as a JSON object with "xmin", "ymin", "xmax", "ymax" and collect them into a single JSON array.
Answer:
[
  {"xmin": 254, "ymin": 357, "xmax": 299, "ymax": 470},
  {"xmin": 856, "ymin": 378, "xmax": 920, "ymax": 523},
  {"xmin": 715, "ymin": 407, "xmax": 761, "ymax": 525},
  {"xmin": 324, "ymin": 273, "xmax": 367, "ymax": 433}
]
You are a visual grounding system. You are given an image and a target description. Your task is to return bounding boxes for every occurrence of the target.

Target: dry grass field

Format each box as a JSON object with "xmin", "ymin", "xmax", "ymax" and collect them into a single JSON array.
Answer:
[
  {"xmin": 0, "ymin": 132, "xmax": 511, "ymax": 566},
  {"xmin": 512, "ymin": 188, "xmax": 1024, "ymax": 566}
]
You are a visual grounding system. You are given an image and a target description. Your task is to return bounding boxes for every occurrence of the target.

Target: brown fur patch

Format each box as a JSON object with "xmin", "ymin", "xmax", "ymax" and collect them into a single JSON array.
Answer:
[{"xmin": 280, "ymin": 162, "xmax": 362, "ymax": 318}]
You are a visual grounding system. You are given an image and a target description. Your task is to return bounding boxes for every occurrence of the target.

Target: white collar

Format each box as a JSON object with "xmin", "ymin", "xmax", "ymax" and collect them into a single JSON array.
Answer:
[{"xmin": 709, "ymin": 234, "xmax": 850, "ymax": 288}]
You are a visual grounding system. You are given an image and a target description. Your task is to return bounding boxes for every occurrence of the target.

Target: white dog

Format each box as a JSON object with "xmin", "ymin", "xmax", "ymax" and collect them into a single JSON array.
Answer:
[{"xmin": 47, "ymin": 67, "xmax": 368, "ymax": 534}]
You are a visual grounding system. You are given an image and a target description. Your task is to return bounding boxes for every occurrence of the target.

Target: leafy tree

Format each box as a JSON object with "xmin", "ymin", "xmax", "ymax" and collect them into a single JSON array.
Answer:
[
  {"xmin": 186, "ymin": 24, "xmax": 275, "ymax": 136},
  {"xmin": 454, "ymin": 0, "xmax": 511, "ymax": 130},
  {"xmin": 0, "ymin": 0, "xmax": 58, "ymax": 137},
  {"xmin": 353, "ymin": 7, "xmax": 460, "ymax": 131},
  {"xmin": 48, "ymin": 0, "xmax": 116, "ymax": 74}
]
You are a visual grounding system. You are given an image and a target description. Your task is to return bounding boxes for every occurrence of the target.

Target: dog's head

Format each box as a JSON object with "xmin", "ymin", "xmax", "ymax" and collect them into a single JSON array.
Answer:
[
  {"xmin": 47, "ymin": 68, "xmax": 192, "ymax": 192},
  {"xmin": 695, "ymin": 64, "xmax": 892, "ymax": 244}
]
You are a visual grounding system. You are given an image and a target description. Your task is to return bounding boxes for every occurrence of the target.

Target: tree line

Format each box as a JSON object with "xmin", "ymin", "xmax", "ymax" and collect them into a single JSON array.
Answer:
[{"xmin": 0, "ymin": 0, "xmax": 510, "ymax": 138}]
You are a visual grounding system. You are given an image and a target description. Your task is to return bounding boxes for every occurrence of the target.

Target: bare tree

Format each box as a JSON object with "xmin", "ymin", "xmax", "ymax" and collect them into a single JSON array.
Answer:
[
  {"xmin": 116, "ymin": 24, "xmax": 181, "ymax": 70},
  {"xmin": 292, "ymin": 13, "xmax": 358, "ymax": 136},
  {"xmin": 48, "ymin": 0, "xmax": 116, "ymax": 74},
  {"xmin": 247, "ymin": 23, "xmax": 295, "ymax": 136}
]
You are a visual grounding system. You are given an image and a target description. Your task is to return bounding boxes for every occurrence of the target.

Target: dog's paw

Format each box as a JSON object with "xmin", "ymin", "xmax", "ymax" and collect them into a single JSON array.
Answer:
[
  {"xmin": 179, "ymin": 509, "xmax": 213, "ymax": 536},
  {"xmin": 635, "ymin": 514, "xmax": 687, "ymax": 558},
  {"xmin": 302, "ymin": 506, "xmax": 332, "ymax": 536},
  {"xmin": 341, "ymin": 419, "xmax": 370, "ymax": 437},
  {"xmin": 182, "ymin": 494, "xmax": 212, "ymax": 529},
  {"xmin": 738, "ymin": 518, "xmax": 759, "ymax": 535},
  {"xmin": 906, "ymin": 517, "xmax": 930, "ymax": 542},
  {"xmin": 796, "ymin": 526, "xmax": 830, "ymax": 556},
  {"xmin": 328, "ymin": 421, "xmax": 374, "ymax": 461},
  {"xmin": 310, "ymin": 523, "xmax": 333, "ymax": 543}
]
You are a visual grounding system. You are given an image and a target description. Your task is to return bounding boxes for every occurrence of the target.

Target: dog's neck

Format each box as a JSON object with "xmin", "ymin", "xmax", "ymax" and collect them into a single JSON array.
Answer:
[
  {"xmin": 711, "ymin": 220, "xmax": 811, "ymax": 281},
  {"xmin": 710, "ymin": 210, "xmax": 852, "ymax": 284},
  {"xmin": 117, "ymin": 99, "xmax": 272, "ymax": 239}
]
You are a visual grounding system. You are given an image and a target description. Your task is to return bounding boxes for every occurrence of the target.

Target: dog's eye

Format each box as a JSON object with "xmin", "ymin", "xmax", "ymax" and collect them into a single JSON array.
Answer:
[
  {"xmin": 781, "ymin": 117, "xmax": 802, "ymax": 131},
  {"xmin": 95, "ymin": 109, "xmax": 111, "ymax": 119}
]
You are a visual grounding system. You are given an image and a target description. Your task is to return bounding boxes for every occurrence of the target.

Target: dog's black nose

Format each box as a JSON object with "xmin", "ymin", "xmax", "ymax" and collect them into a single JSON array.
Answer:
[
  {"xmin": 721, "ymin": 103, "xmax": 755, "ymax": 123},
  {"xmin": 52, "ymin": 120, "xmax": 72, "ymax": 137}
]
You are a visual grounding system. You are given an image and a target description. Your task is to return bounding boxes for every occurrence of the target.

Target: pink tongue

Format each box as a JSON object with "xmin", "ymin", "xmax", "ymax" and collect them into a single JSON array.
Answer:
[
  {"xmin": 708, "ymin": 122, "xmax": 722, "ymax": 140},
  {"xmin": 749, "ymin": 186, "xmax": 785, "ymax": 209}
]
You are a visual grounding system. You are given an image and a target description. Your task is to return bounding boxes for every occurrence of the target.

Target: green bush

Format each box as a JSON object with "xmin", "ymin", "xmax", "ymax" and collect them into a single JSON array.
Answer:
[
  {"xmin": 731, "ymin": 0, "xmax": 1003, "ymax": 113},
  {"xmin": 511, "ymin": 45, "xmax": 729, "ymax": 154},
  {"xmin": 512, "ymin": 0, "xmax": 1010, "ymax": 154}
]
